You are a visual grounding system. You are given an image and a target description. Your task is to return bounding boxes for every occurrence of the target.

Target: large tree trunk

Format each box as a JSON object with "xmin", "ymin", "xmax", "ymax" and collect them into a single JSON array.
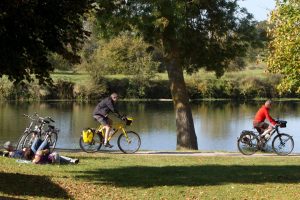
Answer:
[{"xmin": 166, "ymin": 58, "xmax": 198, "ymax": 150}]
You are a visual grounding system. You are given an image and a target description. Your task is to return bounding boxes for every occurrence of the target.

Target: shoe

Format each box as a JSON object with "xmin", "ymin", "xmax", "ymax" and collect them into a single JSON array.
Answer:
[
  {"xmin": 71, "ymin": 159, "xmax": 79, "ymax": 164},
  {"xmin": 104, "ymin": 143, "xmax": 113, "ymax": 148}
]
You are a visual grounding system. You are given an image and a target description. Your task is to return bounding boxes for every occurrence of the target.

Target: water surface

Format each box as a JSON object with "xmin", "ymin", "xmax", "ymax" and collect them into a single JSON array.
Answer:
[{"xmin": 0, "ymin": 101, "xmax": 299, "ymax": 152}]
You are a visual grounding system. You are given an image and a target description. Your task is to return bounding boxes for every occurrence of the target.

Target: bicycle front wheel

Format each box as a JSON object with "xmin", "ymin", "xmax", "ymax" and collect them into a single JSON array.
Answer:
[
  {"xmin": 79, "ymin": 133, "xmax": 102, "ymax": 153},
  {"xmin": 237, "ymin": 131, "xmax": 259, "ymax": 155},
  {"xmin": 117, "ymin": 131, "xmax": 141, "ymax": 154},
  {"xmin": 16, "ymin": 133, "xmax": 28, "ymax": 151},
  {"xmin": 21, "ymin": 131, "xmax": 37, "ymax": 149},
  {"xmin": 272, "ymin": 133, "xmax": 294, "ymax": 156}
]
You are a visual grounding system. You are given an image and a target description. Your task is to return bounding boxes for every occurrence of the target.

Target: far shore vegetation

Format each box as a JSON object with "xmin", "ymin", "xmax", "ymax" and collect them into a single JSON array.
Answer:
[{"xmin": 1, "ymin": 62, "xmax": 297, "ymax": 101}]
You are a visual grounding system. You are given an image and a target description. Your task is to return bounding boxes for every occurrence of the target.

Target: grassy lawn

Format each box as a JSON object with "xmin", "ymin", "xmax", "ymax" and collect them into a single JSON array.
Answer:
[
  {"xmin": 1, "ymin": 153, "xmax": 300, "ymax": 200},
  {"xmin": 51, "ymin": 71, "xmax": 91, "ymax": 85}
]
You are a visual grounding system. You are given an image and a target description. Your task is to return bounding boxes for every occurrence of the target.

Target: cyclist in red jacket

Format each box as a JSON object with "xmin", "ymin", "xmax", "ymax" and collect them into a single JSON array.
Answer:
[{"xmin": 253, "ymin": 100, "xmax": 277, "ymax": 139}]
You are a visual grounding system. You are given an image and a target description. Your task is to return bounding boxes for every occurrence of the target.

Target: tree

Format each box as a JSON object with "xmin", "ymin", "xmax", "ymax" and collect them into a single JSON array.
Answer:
[
  {"xmin": 87, "ymin": 33, "xmax": 160, "ymax": 97},
  {"xmin": 47, "ymin": 53, "xmax": 73, "ymax": 71},
  {"xmin": 267, "ymin": 0, "xmax": 300, "ymax": 95},
  {"xmin": 95, "ymin": 0, "xmax": 256, "ymax": 149},
  {"xmin": 227, "ymin": 20, "xmax": 269, "ymax": 71},
  {"xmin": 89, "ymin": 33, "xmax": 159, "ymax": 76},
  {"xmin": 0, "ymin": 0, "xmax": 94, "ymax": 84}
]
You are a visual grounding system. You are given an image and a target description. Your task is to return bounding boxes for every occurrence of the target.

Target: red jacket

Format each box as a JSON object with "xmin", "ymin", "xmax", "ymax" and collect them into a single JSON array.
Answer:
[{"xmin": 254, "ymin": 105, "xmax": 276, "ymax": 125}]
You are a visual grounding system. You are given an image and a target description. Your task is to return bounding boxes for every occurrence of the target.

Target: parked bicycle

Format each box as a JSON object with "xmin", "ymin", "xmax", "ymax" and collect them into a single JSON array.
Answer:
[
  {"xmin": 17, "ymin": 113, "xmax": 59, "ymax": 152},
  {"xmin": 16, "ymin": 113, "xmax": 39, "ymax": 151},
  {"xmin": 237, "ymin": 120, "xmax": 294, "ymax": 156},
  {"xmin": 79, "ymin": 117, "xmax": 141, "ymax": 154}
]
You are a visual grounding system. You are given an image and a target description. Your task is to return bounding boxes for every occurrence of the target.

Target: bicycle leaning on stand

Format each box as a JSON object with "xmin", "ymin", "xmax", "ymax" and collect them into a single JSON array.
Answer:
[
  {"xmin": 79, "ymin": 117, "xmax": 141, "ymax": 154},
  {"xmin": 16, "ymin": 113, "xmax": 59, "ymax": 152},
  {"xmin": 237, "ymin": 120, "xmax": 294, "ymax": 156}
]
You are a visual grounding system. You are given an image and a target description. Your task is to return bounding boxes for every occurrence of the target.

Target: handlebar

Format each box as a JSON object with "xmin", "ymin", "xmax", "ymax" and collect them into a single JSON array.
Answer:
[
  {"xmin": 23, "ymin": 113, "xmax": 55, "ymax": 123},
  {"xmin": 23, "ymin": 113, "xmax": 39, "ymax": 121},
  {"xmin": 275, "ymin": 120, "xmax": 287, "ymax": 128}
]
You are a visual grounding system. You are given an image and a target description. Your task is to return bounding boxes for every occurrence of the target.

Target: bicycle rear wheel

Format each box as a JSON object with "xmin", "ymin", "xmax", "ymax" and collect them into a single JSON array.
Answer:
[
  {"xmin": 117, "ymin": 131, "xmax": 141, "ymax": 154},
  {"xmin": 79, "ymin": 133, "xmax": 102, "ymax": 153},
  {"xmin": 272, "ymin": 133, "xmax": 294, "ymax": 156},
  {"xmin": 237, "ymin": 131, "xmax": 259, "ymax": 155},
  {"xmin": 46, "ymin": 131, "xmax": 58, "ymax": 152}
]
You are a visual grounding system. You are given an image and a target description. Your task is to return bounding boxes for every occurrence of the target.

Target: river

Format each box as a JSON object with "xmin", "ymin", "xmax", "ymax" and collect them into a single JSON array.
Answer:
[{"xmin": 0, "ymin": 100, "xmax": 299, "ymax": 152}]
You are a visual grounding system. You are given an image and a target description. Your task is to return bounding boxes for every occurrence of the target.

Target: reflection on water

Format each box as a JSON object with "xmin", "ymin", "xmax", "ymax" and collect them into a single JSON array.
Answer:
[{"xmin": 0, "ymin": 101, "xmax": 299, "ymax": 152}]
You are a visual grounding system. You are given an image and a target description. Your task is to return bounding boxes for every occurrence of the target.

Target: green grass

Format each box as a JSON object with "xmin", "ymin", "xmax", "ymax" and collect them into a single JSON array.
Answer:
[
  {"xmin": 50, "ymin": 65, "xmax": 268, "ymax": 85},
  {"xmin": 1, "ymin": 153, "xmax": 300, "ymax": 199},
  {"xmin": 51, "ymin": 71, "xmax": 91, "ymax": 85}
]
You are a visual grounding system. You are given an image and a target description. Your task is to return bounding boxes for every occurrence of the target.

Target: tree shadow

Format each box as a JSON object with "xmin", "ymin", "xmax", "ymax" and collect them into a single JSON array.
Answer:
[
  {"xmin": 75, "ymin": 165, "xmax": 300, "ymax": 188},
  {"xmin": 0, "ymin": 172, "xmax": 70, "ymax": 199},
  {"xmin": 0, "ymin": 196, "xmax": 26, "ymax": 200}
]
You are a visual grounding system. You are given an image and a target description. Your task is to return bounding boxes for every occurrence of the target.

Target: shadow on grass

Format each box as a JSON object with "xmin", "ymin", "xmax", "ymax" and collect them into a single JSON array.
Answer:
[
  {"xmin": 0, "ymin": 196, "xmax": 26, "ymax": 200},
  {"xmin": 0, "ymin": 172, "xmax": 70, "ymax": 199},
  {"xmin": 76, "ymin": 165, "xmax": 300, "ymax": 187}
]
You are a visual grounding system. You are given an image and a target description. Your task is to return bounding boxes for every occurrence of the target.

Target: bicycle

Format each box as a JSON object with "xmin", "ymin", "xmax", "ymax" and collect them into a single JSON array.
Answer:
[
  {"xmin": 237, "ymin": 120, "xmax": 294, "ymax": 156},
  {"xmin": 18, "ymin": 114, "xmax": 59, "ymax": 152},
  {"xmin": 79, "ymin": 117, "xmax": 141, "ymax": 154},
  {"xmin": 16, "ymin": 113, "xmax": 39, "ymax": 151}
]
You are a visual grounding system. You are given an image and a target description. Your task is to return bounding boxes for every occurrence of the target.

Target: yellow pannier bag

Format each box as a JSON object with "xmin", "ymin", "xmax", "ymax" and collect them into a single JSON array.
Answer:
[{"xmin": 82, "ymin": 129, "xmax": 93, "ymax": 143}]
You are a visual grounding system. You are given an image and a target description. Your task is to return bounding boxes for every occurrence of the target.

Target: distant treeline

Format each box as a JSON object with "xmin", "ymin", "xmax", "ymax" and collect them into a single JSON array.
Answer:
[{"xmin": 1, "ymin": 74, "xmax": 299, "ymax": 101}]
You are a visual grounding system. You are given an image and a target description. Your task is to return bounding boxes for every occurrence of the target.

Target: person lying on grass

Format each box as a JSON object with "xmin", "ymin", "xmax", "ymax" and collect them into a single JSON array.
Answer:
[
  {"xmin": 2, "ymin": 139, "xmax": 79, "ymax": 164},
  {"xmin": 2, "ymin": 141, "xmax": 33, "ymax": 160},
  {"xmin": 30, "ymin": 137, "xmax": 79, "ymax": 164}
]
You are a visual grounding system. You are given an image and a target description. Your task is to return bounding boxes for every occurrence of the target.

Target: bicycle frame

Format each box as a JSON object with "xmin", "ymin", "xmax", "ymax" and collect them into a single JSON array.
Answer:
[
  {"xmin": 96, "ymin": 123, "xmax": 129, "ymax": 142},
  {"xmin": 262, "ymin": 125, "xmax": 283, "ymax": 142}
]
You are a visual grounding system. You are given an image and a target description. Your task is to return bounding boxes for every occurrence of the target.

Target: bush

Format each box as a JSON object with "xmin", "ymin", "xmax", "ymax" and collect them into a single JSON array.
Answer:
[
  {"xmin": 53, "ymin": 80, "xmax": 74, "ymax": 99},
  {"xmin": 187, "ymin": 75, "xmax": 282, "ymax": 99},
  {"xmin": 0, "ymin": 77, "xmax": 14, "ymax": 100}
]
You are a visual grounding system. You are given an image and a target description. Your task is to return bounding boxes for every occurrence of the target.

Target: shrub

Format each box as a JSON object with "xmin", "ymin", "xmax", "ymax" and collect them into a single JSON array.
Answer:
[
  {"xmin": 0, "ymin": 77, "xmax": 14, "ymax": 100},
  {"xmin": 54, "ymin": 80, "xmax": 75, "ymax": 99}
]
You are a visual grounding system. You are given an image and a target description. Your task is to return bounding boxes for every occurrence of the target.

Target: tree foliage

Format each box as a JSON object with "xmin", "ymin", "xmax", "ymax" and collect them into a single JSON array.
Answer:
[
  {"xmin": 47, "ymin": 53, "xmax": 73, "ymax": 71},
  {"xmin": 95, "ymin": 0, "xmax": 256, "ymax": 76},
  {"xmin": 267, "ymin": 0, "xmax": 300, "ymax": 95},
  {"xmin": 87, "ymin": 33, "xmax": 160, "ymax": 97},
  {"xmin": 88, "ymin": 33, "xmax": 159, "ymax": 77},
  {"xmin": 0, "ymin": 0, "xmax": 94, "ymax": 84}
]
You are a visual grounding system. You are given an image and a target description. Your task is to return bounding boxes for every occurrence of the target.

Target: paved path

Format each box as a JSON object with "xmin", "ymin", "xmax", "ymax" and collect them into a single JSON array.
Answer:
[
  {"xmin": 55, "ymin": 149, "xmax": 300, "ymax": 157},
  {"xmin": 134, "ymin": 151, "xmax": 300, "ymax": 157}
]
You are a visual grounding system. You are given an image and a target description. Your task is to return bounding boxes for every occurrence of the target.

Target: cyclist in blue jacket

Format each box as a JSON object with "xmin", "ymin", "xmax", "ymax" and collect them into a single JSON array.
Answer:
[{"xmin": 93, "ymin": 93, "xmax": 121, "ymax": 148}]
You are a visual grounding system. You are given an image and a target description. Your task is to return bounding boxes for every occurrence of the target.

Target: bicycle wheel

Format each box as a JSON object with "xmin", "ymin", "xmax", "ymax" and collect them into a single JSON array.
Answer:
[
  {"xmin": 79, "ymin": 133, "xmax": 102, "ymax": 153},
  {"xmin": 237, "ymin": 131, "xmax": 259, "ymax": 155},
  {"xmin": 21, "ymin": 131, "xmax": 37, "ymax": 149},
  {"xmin": 272, "ymin": 133, "xmax": 294, "ymax": 156},
  {"xmin": 117, "ymin": 131, "xmax": 141, "ymax": 154},
  {"xmin": 16, "ymin": 133, "xmax": 28, "ymax": 151},
  {"xmin": 46, "ymin": 132, "xmax": 58, "ymax": 152}
]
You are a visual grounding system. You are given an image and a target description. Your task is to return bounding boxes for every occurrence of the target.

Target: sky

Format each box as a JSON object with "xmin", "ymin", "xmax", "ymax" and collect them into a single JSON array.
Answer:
[{"xmin": 238, "ymin": 0, "xmax": 276, "ymax": 21}]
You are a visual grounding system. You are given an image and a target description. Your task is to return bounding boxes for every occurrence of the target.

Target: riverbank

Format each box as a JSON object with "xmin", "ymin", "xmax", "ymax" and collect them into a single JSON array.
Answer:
[
  {"xmin": 2, "ymin": 66, "xmax": 299, "ymax": 101},
  {"xmin": 1, "ymin": 152, "xmax": 300, "ymax": 199}
]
